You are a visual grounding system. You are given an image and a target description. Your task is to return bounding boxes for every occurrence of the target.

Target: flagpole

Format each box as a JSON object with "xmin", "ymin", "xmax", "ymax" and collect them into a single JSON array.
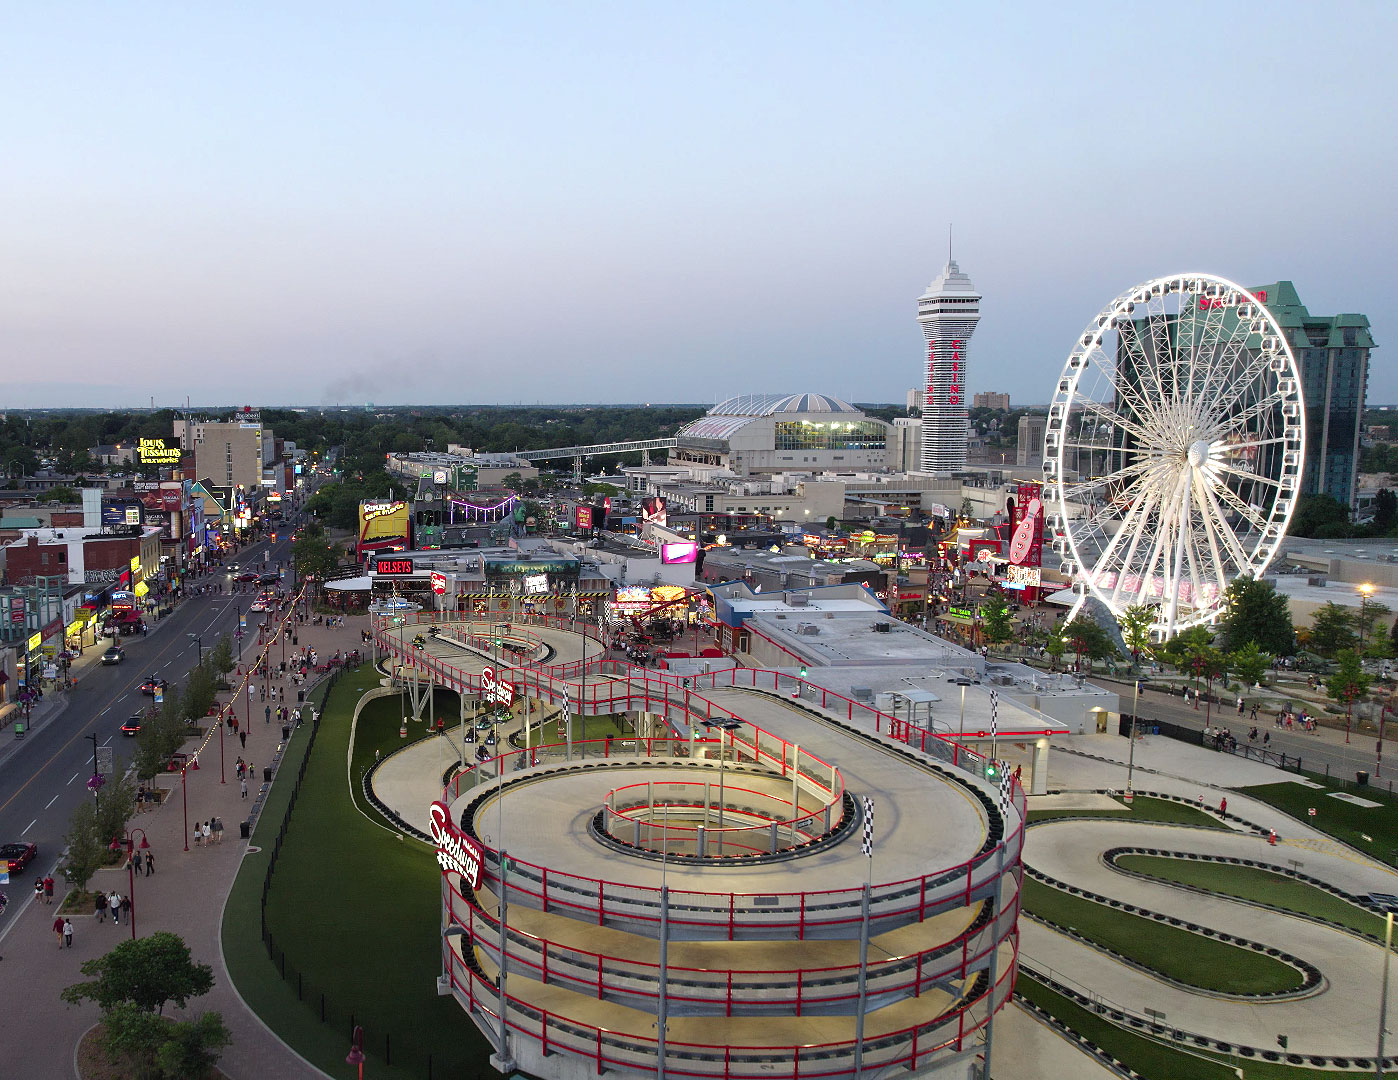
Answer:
[{"xmin": 854, "ymin": 796, "xmax": 874, "ymax": 1076}]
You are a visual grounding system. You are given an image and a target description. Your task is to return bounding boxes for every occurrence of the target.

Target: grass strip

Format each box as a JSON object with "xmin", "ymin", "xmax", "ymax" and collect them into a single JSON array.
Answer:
[
  {"xmin": 1021, "ymin": 877, "xmax": 1305, "ymax": 996},
  {"xmin": 1239, "ymin": 780, "xmax": 1398, "ymax": 869},
  {"xmin": 1114, "ymin": 854, "xmax": 1388, "ymax": 939},
  {"xmin": 1017, "ymin": 975, "xmax": 1336, "ymax": 1080},
  {"xmin": 224, "ymin": 668, "xmax": 492, "ymax": 1080},
  {"xmin": 1028, "ymin": 795, "xmax": 1229, "ymax": 830}
]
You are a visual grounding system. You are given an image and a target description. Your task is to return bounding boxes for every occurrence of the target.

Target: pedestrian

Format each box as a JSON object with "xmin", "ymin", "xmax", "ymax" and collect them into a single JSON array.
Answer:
[
  {"xmin": 265, "ymin": 704, "xmax": 271, "ymax": 724},
  {"xmin": 204, "ymin": 822, "xmax": 213, "ymax": 846},
  {"xmin": 213, "ymin": 817, "xmax": 223, "ymax": 843},
  {"xmin": 35, "ymin": 879, "xmax": 46, "ymax": 905},
  {"xmin": 240, "ymin": 776, "xmax": 248, "ymax": 799},
  {"xmin": 44, "ymin": 875, "xmax": 54, "ymax": 903},
  {"xmin": 63, "ymin": 918, "xmax": 73, "ymax": 948},
  {"xmin": 53, "ymin": 914, "xmax": 65, "ymax": 948},
  {"xmin": 120, "ymin": 895, "xmax": 130, "ymax": 923},
  {"xmin": 109, "ymin": 890, "xmax": 121, "ymax": 925},
  {"xmin": 194, "ymin": 822, "xmax": 203, "ymax": 847},
  {"xmin": 239, "ymin": 730, "xmax": 247, "ymax": 749},
  {"xmin": 145, "ymin": 849, "xmax": 154, "ymax": 875},
  {"xmin": 95, "ymin": 892, "xmax": 106, "ymax": 922},
  {"xmin": 1219, "ymin": 797, "xmax": 1228, "ymax": 816}
]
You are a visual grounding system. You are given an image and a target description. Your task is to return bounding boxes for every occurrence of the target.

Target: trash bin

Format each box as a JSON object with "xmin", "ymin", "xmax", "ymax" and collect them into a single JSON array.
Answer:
[
  {"xmin": 297, "ymin": 689, "xmax": 305, "ymax": 703},
  {"xmin": 263, "ymin": 766, "xmax": 273, "ymax": 783},
  {"xmin": 282, "ymin": 725, "xmax": 292, "ymax": 741},
  {"xmin": 1357, "ymin": 770, "xmax": 1370, "ymax": 786},
  {"xmin": 239, "ymin": 820, "xmax": 250, "ymax": 839}
]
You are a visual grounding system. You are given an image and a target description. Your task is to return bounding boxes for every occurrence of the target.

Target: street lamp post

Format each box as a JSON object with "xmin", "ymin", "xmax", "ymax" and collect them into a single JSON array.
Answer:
[
  {"xmin": 109, "ymin": 829, "xmax": 150, "ymax": 940},
  {"xmin": 1374, "ymin": 896, "xmax": 1395, "ymax": 1079},
  {"xmin": 1360, "ymin": 584, "xmax": 1376, "ymax": 651},
  {"xmin": 346, "ymin": 1024, "xmax": 365, "ymax": 1080},
  {"xmin": 188, "ymin": 633, "xmax": 203, "ymax": 666},
  {"xmin": 1127, "ymin": 679, "xmax": 1141, "ymax": 795}
]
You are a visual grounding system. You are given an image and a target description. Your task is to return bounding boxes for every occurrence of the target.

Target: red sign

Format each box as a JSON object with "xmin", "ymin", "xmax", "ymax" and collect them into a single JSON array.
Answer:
[
  {"xmin": 374, "ymin": 558, "xmax": 414, "ymax": 575},
  {"xmin": 429, "ymin": 801, "xmax": 484, "ymax": 888},
  {"xmin": 925, "ymin": 338, "xmax": 967, "ymax": 409},
  {"xmin": 575, "ymin": 506, "xmax": 593, "ymax": 530},
  {"xmin": 480, "ymin": 666, "xmax": 514, "ymax": 707},
  {"xmin": 430, "ymin": 572, "xmax": 447, "ymax": 596}
]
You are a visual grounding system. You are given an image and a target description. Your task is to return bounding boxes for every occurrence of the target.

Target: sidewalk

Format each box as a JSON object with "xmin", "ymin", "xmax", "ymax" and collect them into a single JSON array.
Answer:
[{"xmin": 0, "ymin": 599, "xmax": 369, "ymax": 1080}]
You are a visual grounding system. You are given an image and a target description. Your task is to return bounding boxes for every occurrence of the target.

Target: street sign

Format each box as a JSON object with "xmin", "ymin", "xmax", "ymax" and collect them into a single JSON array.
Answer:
[
  {"xmin": 154, "ymin": 688, "xmax": 163, "ymax": 704},
  {"xmin": 430, "ymin": 572, "xmax": 447, "ymax": 596},
  {"xmin": 96, "ymin": 746, "xmax": 114, "ymax": 777},
  {"xmin": 239, "ymin": 614, "xmax": 246, "ymax": 629}
]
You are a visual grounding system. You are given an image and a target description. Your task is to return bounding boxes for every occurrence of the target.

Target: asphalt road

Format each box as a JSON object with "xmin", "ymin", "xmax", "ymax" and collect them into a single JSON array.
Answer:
[{"xmin": 0, "ymin": 527, "xmax": 299, "ymax": 929}]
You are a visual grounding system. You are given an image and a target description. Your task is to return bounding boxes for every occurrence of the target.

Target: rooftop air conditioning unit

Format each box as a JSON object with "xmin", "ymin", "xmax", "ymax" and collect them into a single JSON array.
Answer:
[
  {"xmin": 1307, "ymin": 576, "xmax": 1328, "ymax": 586},
  {"xmin": 873, "ymin": 622, "xmax": 892, "ymax": 633},
  {"xmin": 850, "ymin": 686, "xmax": 873, "ymax": 703},
  {"xmin": 788, "ymin": 593, "xmax": 810, "ymax": 606},
  {"xmin": 991, "ymin": 674, "xmax": 1015, "ymax": 686},
  {"xmin": 797, "ymin": 623, "xmax": 821, "ymax": 637}
]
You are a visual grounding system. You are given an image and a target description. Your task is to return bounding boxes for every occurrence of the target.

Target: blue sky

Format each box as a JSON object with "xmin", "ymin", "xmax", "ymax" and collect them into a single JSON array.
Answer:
[{"xmin": 2, "ymin": 2, "xmax": 1392, "ymax": 409}]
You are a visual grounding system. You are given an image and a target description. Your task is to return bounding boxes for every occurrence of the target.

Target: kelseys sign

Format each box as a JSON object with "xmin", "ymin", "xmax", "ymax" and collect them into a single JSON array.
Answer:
[{"xmin": 429, "ymin": 801, "xmax": 483, "ymax": 888}]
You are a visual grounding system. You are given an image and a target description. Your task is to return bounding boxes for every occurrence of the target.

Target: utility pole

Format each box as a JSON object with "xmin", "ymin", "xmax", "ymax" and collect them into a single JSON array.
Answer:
[{"xmin": 88, "ymin": 732, "xmax": 100, "ymax": 814}]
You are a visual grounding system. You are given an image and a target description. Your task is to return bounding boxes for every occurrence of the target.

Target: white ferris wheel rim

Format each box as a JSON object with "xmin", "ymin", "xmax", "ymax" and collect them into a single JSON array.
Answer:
[{"xmin": 1043, "ymin": 272, "xmax": 1305, "ymax": 637}]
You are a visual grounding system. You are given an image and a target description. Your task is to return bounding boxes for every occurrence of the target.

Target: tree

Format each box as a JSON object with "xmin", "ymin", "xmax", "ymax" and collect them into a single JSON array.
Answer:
[
  {"xmin": 60, "ymin": 801, "xmax": 111, "ymax": 891},
  {"xmin": 1309, "ymin": 602, "xmax": 1359, "ymax": 657},
  {"xmin": 291, "ymin": 523, "xmax": 340, "ymax": 581},
  {"xmin": 1375, "ymin": 487, "xmax": 1398, "ymax": 533},
  {"xmin": 182, "ymin": 664, "xmax": 217, "ymax": 724},
  {"xmin": 1117, "ymin": 604, "xmax": 1155, "ymax": 663},
  {"xmin": 1227, "ymin": 641, "xmax": 1273, "ymax": 689},
  {"xmin": 63, "ymin": 932, "xmax": 215, "ymax": 1014},
  {"xmin": 1289, "ymin": 493, "xmax": 1352, "ymax": 538},
  {"xmin": 980, "ymin": 593, "xmax": 1014, "ymax": 646},
  {"xmin": 154, "ymin": 1010, "xmax": 231, "ymax": 1079},
  {"xmin": 36, "ymin": 485, "xmax": 81, "ymax": 503},
  {"xmin": 1326, "ymin": 649, "xmax": 1372, "ymax": 742},
  {"xmin": 1187, "ymin": 643, "xmax": 1228, "ymax": 720},
  {"xmin": 209, "ymin": 636, "xmax": 235, "ymax": 677},
  {"xmin": 1159, "ymin": 625, "xmax": 1214, "ymax": 673},
  {"xmin": 1354, "ymin": 599, "xmax": 1392, "ymax": 654},
  {"xmin": 1043, "ymin": 631, "xmax": 1067, "ymax": 671},
  {"xmin": 1064, "ymin": 616, "xmax": 1115, "ymax": 669},
  {"xmin": 1217, "ymin": 576, "xmax": 1296, "ymax": 656},
  {"xmin": 825, "ymin": 516, "xmax": 839, "ymax": 532}
]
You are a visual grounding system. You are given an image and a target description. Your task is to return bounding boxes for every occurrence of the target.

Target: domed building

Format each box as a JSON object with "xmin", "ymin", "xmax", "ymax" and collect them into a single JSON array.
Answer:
[{"xmin": 673, "ymin": 393, "xmax": 892, "ymax": 476}]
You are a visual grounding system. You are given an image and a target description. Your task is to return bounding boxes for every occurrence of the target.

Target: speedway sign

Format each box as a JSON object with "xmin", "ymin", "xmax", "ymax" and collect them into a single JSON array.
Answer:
[
  {"xmin": 480, "ymin": 666, "xmax": 515, "ymax": 707},
  {"xmin": 429, "ymin": 801, "xmax": 483, "ymax": 888}
]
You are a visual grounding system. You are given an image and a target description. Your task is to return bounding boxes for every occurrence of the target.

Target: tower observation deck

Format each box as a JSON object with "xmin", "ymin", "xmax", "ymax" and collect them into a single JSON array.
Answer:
[{"xmin": 917, "ymin": 260, "xmax": 981, "ymax": 475}]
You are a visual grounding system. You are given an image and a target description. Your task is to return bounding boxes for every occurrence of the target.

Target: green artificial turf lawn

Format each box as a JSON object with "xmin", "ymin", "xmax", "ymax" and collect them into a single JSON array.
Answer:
[
  {"xmin": 1017, "ymin": 976, "xmax": 1340, "ymax": 1080},
  {"xmin": 1114, "ymin": 854, "xmax": 1389, "ymax": 939},
  {"xmin": 1240, "ymin": 779, "xmax": 1398, "ymax": 868},
  {"xmin": 1028, "ymin": 795, "xmax": 1229, "ymax": 830},
  {"xmin": 223, "ymin": 668, "xmax": 492, "ymax": 1080},
  {"xmin": 1021, "ymin": 878, "xmax": 1305, "ymax": 996}
]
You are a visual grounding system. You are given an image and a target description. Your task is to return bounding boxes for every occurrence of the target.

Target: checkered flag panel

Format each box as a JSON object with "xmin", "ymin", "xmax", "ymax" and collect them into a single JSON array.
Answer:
[
  {"xmin": 989, "ymin": 688, "xmax": 999, "ymax": 738},
  {"xmin": 560, "ymin": 699, "xmax": 571, "ymax": 726},
  {"xmin": 860, "ymin": 796, "xmax": 875, "ymax": 857},
  {"xmin": 999, "ymin": 769, "xmax": 1012, "ymax": 818}
]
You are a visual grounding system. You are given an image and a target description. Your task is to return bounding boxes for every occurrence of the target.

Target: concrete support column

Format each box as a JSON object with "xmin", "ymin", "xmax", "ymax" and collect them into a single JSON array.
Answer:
[{"xmin": 1031, "ymin": 737, "xmax": 1050, "ymax": 795}]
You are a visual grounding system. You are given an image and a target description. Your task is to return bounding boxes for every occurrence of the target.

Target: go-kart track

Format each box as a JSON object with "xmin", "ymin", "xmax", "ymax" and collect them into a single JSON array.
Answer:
[{"xmin": 372, "ymin": 613, "xmax": 1025, "ymax": 1080}]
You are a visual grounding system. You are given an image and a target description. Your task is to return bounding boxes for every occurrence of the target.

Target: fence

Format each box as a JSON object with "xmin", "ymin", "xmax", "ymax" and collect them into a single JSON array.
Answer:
[{"xmin": 1117, "ymin": 714, "xmax": 1304, "ymax": 773}]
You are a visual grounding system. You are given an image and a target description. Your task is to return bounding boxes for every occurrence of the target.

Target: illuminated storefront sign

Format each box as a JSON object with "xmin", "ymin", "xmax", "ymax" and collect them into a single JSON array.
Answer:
[
  {"xmin": 374, "ymin": 558, "xmax": 415, "ymax": 575},
  {"xmin": 137, "ymin": 437, "xmax": 182, "ymax": 465},
  {"xmin": 359, "ymin": 500, "xmax": 411, "ymax": 554},
  {"xmin": 1005, "ymin": 565, "xmax": 1041, "ymax": 587},
  {"xmin": 479, "ymin": 666, "xmax": 515, "ymax": 707},
  {"xmin": 660, "ymin": 541, "xmax": 698, "ymax": 564},
  {"xmin": 429, "ymin": 801, "xmax": 483, "ymax": 888}
]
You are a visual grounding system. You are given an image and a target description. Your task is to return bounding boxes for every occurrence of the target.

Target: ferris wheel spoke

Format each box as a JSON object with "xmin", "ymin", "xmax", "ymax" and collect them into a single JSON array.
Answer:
[
  {"xmin": 1199, "ymin": 481, "xmax": 1257, "ymax": 569},
  {"xmin": 1105, "ymin": 486, "xmax": 1163, "ymax": 610},
  {"xmin": 1210, "ymin": 461, "xmax": 1282, "ymax": 493},
  {"xmin": 1117, "ymin": 318, "xmax": 1170, "ymax": 405},
  {"xmin": 1194, "ymin": 478, "xmax": 1240, "ymax": 598},
  {"xmin": 1209, "ymin": 479, "xmax": 1273, "ymax": 537},
  {"xmin": 1210, "ymin": 350, "xmax": 1282, "ymax": 418},
  {"xmin": 1138, "ymin": 471, "xmax": 1191, "ymax": 610},
  {"xmin": 1219, "ymin": 391, "xmax": 1288, "ymax": 435},
  {"xmin": 1182, "ymin": 516, "xmax": 1211, "ymax": 616},
  {"xmin": 1214, "ymin": 437, "xmax": 1289, "ymax": 454},
  {"xmin": 1072, "ymin": 399, "xmax": 1158, "ymax": 447}
]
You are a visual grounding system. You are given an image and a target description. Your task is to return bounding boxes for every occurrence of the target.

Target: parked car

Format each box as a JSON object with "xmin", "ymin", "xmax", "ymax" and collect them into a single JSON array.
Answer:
[
  {"xmin": 0, "ymin": 841, "xmax": 38, "ymax": 875},
  {"xmin": 101, "ymin": 646, "xmax": 125, "ymax": 665},
  {"xmin": 121, "ymin": 714, "xmax": 144, "ymax": 736},
  {"xmin": 139, "ymin": 676, "xmax": 168, "ymax": 696},
  {"xmin": 234, "ymin": 571, "xmax": 260, "ymax": 583}
]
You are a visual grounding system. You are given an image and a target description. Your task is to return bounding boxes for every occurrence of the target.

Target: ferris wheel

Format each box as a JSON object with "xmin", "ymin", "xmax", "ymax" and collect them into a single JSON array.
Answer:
[{"xmin": 1043, "ymin": 273, "xmax": 1305, "ymax": 639}]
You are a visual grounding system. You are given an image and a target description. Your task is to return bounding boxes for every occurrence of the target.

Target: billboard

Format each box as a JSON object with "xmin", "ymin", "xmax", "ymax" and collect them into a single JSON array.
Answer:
[
  {"xmin": 137, "ymin": 437, "xmax": 182, "ymax": 466},
  {"xmin": 642, "ymin": 496, "xmax": 668, "ymax": 529},
  {"xmin": 575, "ymin": 506, "xmax": 593, "ymax": 530},
  {"xmin": 358, "ymin": 500, "xmax": 411, "ymax": 555},
  {"xmin": 660, "ymin": 541, "xmax": 698, "ymax": 564},
  {"xmin": 101, "ymin": 499, "xmax": 143, "ymax": 529},
  {"xmin": 374, "ymin": 557, "xmax": 414, "ymax": 575}
]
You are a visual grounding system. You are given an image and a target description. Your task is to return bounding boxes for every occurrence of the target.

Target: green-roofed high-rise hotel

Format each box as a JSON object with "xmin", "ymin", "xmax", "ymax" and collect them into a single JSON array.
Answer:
[{"xmin": 1253, "ymin": 281, "xmax": 1375, "ymax": 511}]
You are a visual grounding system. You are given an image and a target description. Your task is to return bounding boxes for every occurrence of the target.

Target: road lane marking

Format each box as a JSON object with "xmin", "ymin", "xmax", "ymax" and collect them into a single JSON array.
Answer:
[
  {"xmin": 45, "ymin": 794, "xmax": 59, "ymax": 808},
  {"xmin": 101, "ymin": 737, "xmax": 113, "ymax": 747},
  {"xmin": 68, "ymin": 773, "xmax": 79, "ymax": 784},
  {"xmin": 22, "ymin": 819, "xmax": 35, "ymax": 835},
  {"xmin": 99, "ymin": 707, "xmax": 111, "ymax": 717}
]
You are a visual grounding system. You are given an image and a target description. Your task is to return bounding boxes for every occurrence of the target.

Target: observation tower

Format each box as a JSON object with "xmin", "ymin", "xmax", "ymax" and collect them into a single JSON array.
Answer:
[{"xmin": 917, "ymin": 260, "xmax": 981, "ymax": 474}]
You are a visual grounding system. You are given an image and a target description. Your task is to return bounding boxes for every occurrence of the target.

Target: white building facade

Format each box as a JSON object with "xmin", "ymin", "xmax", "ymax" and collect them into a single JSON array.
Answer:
[{"xmin": 917, "ymin": 261, "xmax": 981, "ymax": 475}]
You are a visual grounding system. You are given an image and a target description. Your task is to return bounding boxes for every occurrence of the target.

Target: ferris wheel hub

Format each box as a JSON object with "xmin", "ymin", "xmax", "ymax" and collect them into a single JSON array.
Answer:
[{"xmin": 1187, "ymin": 440, "xmax": 1211, "ymax": 468}]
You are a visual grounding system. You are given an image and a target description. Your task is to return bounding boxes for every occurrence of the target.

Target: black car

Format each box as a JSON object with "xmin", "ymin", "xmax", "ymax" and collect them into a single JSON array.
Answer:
[
  {"xmin": 139, "ymin": 676, "xmax": 168, "ymax": 696},
  {"xmin": 259, "ymin": 572, "xmax": 280, "ymax": 585},
  {"xmin": 121, "ymin": 714, "xmax": 144, "ymax": 736},
  {"xmin": 101, "ymin": 646, "xmax": 125, "ymax": 665}
]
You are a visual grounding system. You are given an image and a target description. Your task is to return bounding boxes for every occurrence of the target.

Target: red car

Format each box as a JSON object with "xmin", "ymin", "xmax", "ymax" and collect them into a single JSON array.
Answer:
[
  {"xmin": 234, "ymin": 572, "xmax": 260, "ymax": 583},
  {"xmin": 1, "ymin": 841, "xmax": 37, "ymax": 875}
]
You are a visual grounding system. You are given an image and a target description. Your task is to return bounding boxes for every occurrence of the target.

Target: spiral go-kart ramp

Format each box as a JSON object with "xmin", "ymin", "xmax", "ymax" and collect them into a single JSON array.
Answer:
[{"xmin": 373, "ymin": 611, "xmax": 1028, "ymax": 1080}]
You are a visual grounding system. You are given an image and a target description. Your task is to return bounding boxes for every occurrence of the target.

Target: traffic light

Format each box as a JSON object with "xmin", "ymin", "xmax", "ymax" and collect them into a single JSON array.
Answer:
[
  {"xmin": 799, "ymin": 665, "xmax": 808, "ymax": 678},
  {"xmin": 985, "ymin": 762, "xmax": 998, "ymax": 780}
]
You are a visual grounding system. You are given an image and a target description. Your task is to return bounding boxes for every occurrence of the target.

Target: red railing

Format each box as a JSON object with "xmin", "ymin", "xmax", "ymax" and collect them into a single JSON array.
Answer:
[
  {"xmin": 442, "ymin": 928, "xmax": 1019, "ymax": 1080},
  {"xmin": 445, "ymin": 872, "xmax": 1020, "ymax": 1013},
  {"xmin": 603, "ymin": 778, "xmax": 828, "ymax": 853}
]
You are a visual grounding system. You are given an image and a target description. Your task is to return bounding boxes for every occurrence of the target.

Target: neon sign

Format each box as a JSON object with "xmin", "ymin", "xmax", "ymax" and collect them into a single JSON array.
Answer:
[
  {"xmin": 429, "ymin": 801, "xmax": 483, "ymax": 888},
  {"xmin": 1008, "ymin": 496, "xmax": 1042, "ymax": 564},
  {"xmin": 362, "ymin": 501, "xmax": 407, "ymax": 521},
  {"xmin": 480, "ymin": 666, "xmax": 515, "ymax": 707}
]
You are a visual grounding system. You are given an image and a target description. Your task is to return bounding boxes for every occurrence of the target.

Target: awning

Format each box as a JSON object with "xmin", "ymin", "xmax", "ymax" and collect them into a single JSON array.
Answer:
[{"xmin": 325, "ymin": 576, "xmax": 372, "ymax": 592}]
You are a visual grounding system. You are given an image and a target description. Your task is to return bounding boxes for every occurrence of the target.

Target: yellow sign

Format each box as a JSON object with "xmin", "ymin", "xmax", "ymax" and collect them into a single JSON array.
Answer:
[
  {"xmin": 137, "ymin": 437, "xmax": 182, "ymax": 465},
  {"xmin": 134, "ymin": 581, "xmax": 150, "ymax": 598},
  {"xmin": 26, "ymin": 633, "xmax": 42, "ymax": 652}
]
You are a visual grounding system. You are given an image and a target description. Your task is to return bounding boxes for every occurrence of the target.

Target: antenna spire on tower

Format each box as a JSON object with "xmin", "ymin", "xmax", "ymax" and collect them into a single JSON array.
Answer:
[{"xmin": 948, "ymin": 224, "xmax": 953, "ymax": 263}]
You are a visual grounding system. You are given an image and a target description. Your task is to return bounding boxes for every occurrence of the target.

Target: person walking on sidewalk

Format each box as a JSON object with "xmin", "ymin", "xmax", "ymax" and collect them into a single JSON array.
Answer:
[
  {"xmin": 144, "ymin": 849, "xmax": 154, "ymax": 876},
  {"xmin": 44, "ymin": 875, "xmax": 54, "ymax": 904},
  {"xmin": 94, "ymin": 892, "xmax": 106, "ymax": 922},
  {"xmin": 109, "ymin": 891, "xmax": 121, "ymax": 925},
  {"xmin": 35, "ymin": 879, "xmax": 45, "ymax": 905},
  {"xmin": 240, "ymin": 776, "xmax": 248, "ymax": 799},
  {"xmin": 120, "ymin": 895, "xmax": 130, "ymax": 923},
  {"xmin": 53, "ymin": 914, "xmax": 65, "ymax": 948},
  {"xmin": 63, "ymin": 919, "xmax": 73, "ymax": 949}
]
